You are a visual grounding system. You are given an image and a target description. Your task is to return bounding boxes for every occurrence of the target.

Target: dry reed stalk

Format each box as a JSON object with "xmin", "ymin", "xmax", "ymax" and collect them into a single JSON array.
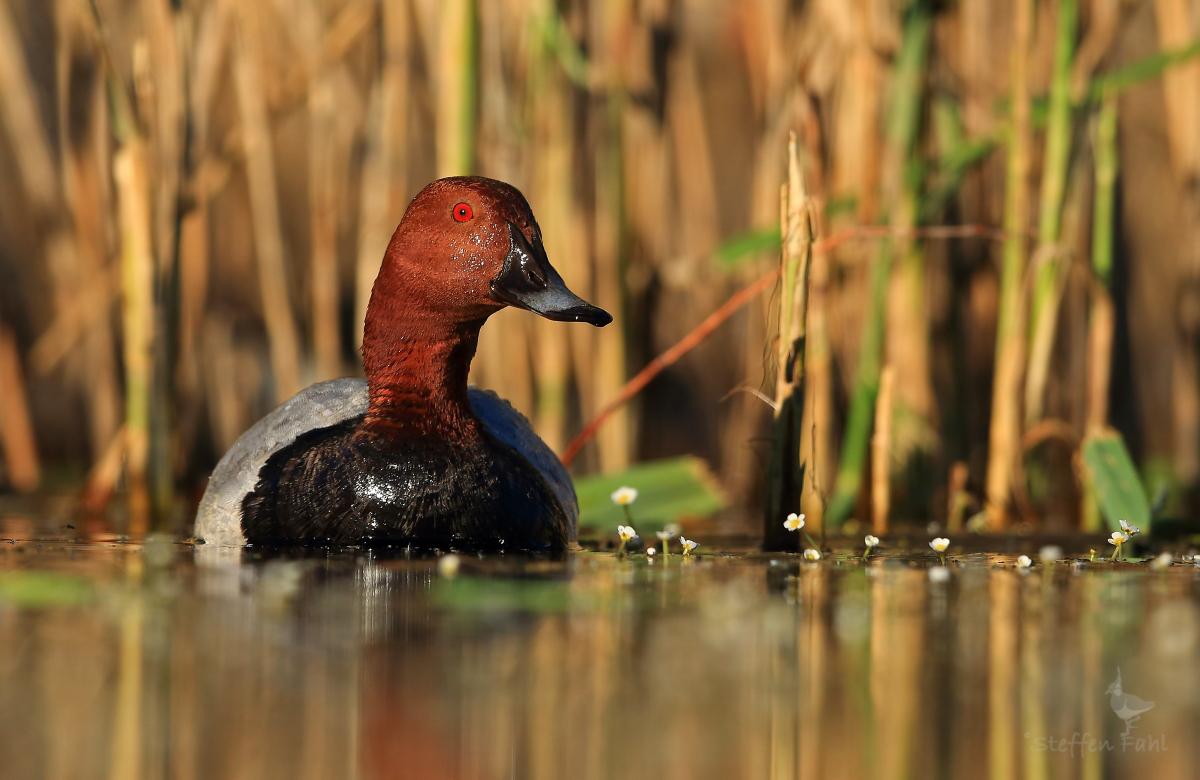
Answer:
[
  {"xmin": 1153, "ymin": 0, "xmax": 1200, "ymax": 186},
  {"xmin": 0, "ymin": 0, "xmax": 59, "ymax": 213},
  {"xmin": 300, "ymin": 1, "xmax": 342, "ymax": 382},
  {"xmin": 234, "ymin": 1, "xmax": 303, "ymax": 402},
  {"xmin": 114, "ymin": 139, "xmax": 155, "ymax": 533},
  {"xmin": 870, "ymin": 365, "xmax": 894, "ymax": 535},
  {"xmin": 436, "ymin": 0, "xmax": 476, "ymax": 177},
  {"xmin": 764, "ymin": 136, "xmax": 813, "ymax": 548},
  {"xmin": 1024, "ymin": 0, "xmax": 1078, "ymax": 427},
  {"xmin": 985, "ymin": 0, "xmax": 1034, "ymax": 530},
  {"xmin": 883, "ymin": 2, "xmax": 935, "ymax": 462},
  {"xmin": 587, "ymin": 0, "xmax": 632, "ymax": 472},
  {"xmin": 529, "ymin": 0, "xmax": 578, "ymax": 459},
  {"xmin": 84, "ymin": 426, "xmax": 127, "ymax": 512},
  {"xmin": 1153, "ymin": 0, "xmax": 1200, "ymax": 488},
  {"xmin": 799, "ymin": 107, "xmax": 832, "ymax": 526},
  {"xmin": 827, "ymin": 2, "xmax": 930, "ymax": 528},
  {"xmin": 0, "ymin": 326, "xmax": 40, "ymax": 492},
  {"xmin": 355, "ymin": 0, "xmax": 410, "ymax": 350},
  {"xmin": 53, "ymin": 9, "xmax": 123, "ymax": 465},
  {"xmin": 140, "ymin": 0, "xmax": 185, "ymax": 282}
]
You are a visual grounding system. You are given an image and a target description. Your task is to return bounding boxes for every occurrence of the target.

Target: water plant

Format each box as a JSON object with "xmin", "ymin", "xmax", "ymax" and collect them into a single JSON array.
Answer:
[
  {"xmin": 616, "ymin": 525, "xmax": 637, "ymax": 556},
  {"xmin": 803, "ymin": 548, "xmax": 821, "ymax": 562},
  {"xmin": 1016, "ymin": 555, "xmax": 1032, "ymax": 570},
  {"xmin": 863, "ymin": 535, "xmax": 880, "ymax": 562},
  {"xmin": 611, "ymin": 486, "xmax": 638, "ymax": 528},
  {"xmin": 680, "ymin": 538, "xmax": 698, "ymax": 556},
  {"xmin": 930, "ymin": 537, "xmax": 950, "ymax": 566},
  {"xmin": 1108, "ymin": 531, "xmax": 1127, "ymax": 561},
  {"xmin": 655, "ymin": 530, "xmax": 672, "ymax": 556},
  {"xmin": 783, "ymin": 512, "xmax": 821, "ymax": 556}
]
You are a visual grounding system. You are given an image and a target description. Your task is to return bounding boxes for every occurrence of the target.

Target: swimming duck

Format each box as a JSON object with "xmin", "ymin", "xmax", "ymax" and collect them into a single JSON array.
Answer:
[{"xmin": 194, "ymin": 176, "xmax": 611, "ymax": 551}]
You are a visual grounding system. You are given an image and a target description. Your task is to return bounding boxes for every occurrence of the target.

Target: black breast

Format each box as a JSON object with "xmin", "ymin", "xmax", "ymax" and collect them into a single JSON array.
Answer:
[{"xmin": 240, "ymin": 418, "xmax": 571, "ymax": 550}]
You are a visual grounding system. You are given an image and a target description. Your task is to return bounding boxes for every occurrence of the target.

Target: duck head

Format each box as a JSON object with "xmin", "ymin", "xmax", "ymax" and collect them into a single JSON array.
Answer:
[
  {"xmin": 361, "ymin": 177, "xmax": 609, "ymax": 433},
  {"xmin": 368, "ymin": 176, "xmax": 611, "ymax": 327}
]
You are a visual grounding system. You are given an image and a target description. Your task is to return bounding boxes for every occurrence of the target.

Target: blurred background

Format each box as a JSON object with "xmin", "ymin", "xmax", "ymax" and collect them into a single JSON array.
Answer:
[{"xmin": 0, "ymin": 0, "xmax": 1198, "ymax": 536}]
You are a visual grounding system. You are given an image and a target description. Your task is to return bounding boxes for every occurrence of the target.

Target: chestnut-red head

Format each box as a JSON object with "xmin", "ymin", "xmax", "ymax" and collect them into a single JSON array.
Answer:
[{"xmin": 367, "ymin": 176, "xmax": 611, "ymax": 328}]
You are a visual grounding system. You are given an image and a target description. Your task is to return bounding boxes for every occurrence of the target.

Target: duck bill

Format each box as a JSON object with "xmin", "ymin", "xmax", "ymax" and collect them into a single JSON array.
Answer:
[{"xmin": 489, "ymin": 223, "xmax": 613, "ymax": 327}]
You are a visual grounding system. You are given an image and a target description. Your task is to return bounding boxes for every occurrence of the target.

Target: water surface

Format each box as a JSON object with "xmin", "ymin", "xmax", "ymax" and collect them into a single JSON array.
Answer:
[{"xmin": 1, "ymin": 533, "xmax": 1196, "ymax": 779}]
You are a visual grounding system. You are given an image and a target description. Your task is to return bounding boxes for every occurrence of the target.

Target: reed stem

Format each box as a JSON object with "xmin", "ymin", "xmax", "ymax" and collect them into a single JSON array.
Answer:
[
  {"xmin": 985, "ymin": 0, "xmax": 1034, "ymax": 530},
  {"xmin": 763, "ymin": 134, "xmax": 814, "ymax": 550},
  {"xmin": 1025, "ymin": 0, "xmax": 1078, "ymax": 427}
]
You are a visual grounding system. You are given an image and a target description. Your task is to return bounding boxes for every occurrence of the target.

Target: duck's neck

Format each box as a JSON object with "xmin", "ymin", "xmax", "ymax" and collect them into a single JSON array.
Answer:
[{"xmin": 359, "ymin": 303, "xmax": 485, "ymax": 442}]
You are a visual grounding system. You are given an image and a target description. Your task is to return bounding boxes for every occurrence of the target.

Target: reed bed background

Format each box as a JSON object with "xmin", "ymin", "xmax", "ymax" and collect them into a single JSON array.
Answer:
[{"xmin": 1, "ymin": 0, "xmax": 1199, "ymax": 536}]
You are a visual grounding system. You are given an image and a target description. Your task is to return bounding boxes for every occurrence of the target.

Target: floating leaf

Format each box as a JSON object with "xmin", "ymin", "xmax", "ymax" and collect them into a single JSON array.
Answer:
[
  {"xmin": 575, "ymin": 456, "xmax": 727, "ymax": 533},
  {"xmin": 1083, "ymin": 430, "xmax": 1150, "ymax": 535}
]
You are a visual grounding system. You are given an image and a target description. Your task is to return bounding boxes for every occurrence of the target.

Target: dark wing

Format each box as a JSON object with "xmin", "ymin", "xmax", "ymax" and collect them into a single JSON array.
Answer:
[{"xmin": 469, "ymin": 387, "xmax": 579, "ymax": 534}]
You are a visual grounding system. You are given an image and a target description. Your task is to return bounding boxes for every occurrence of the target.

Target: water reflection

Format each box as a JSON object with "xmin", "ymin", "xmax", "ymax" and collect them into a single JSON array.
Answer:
[{"xmin": 0, "ymin": 542, "xmax": 1197, "ymax": 779}]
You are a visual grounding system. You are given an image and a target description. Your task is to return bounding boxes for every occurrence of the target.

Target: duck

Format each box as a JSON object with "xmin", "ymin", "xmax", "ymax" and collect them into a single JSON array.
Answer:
[{"xmin": 193, "ymin": 176, "xmax": 611, "ymax": 551}]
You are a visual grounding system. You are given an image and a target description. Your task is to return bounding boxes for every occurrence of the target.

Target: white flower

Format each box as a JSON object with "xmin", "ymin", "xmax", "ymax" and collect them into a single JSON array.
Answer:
[
  {"xmin": 1109, "ymin": 532, "xmax": 1128, "ymax": 546},
  {"xmin": 1016, "ymin": 555, "xmax": 1032, "ymax": 569},
  {"xmin": 864, "ymin": 535, "xmax": 880, "ymax": 548},
  {"xmin": 1038, "ymin": 545, "xmax": 1062, "ymax": 564},
  {"xmin": 803, "ymin": 548, "xmax": 821, "ymax": 561},
  {"xmin": 1150, "ymin": 552, "xmax": 1173, "ymax": 570},
  {"xmin": 617, "ymin": 525, "xmax": 636, "ymax": 542},
  {"xmin": 664, "ymin": 523, "xmax": 682, "ymax": 537},
  {"xmin": 437, "ymin": 554, "xmax": 461, "ymax": 577},
  {"xmin": 784, "ymin": 513, "xmax": 806, "ymax": 531},
  {"xmin": 611, "ymin": 486, "xmax": 638, "ymax": 506},
  {"xmin": 1119, "ymin": 519, "xmax": 1141, "ymax": 536},
  {"xmin": 646, "ymin": 547, "xmax": 656, "ymax": 556},
  {"xmin": 680, "ymin": 537, "xmax": 698, "ymax": 554},
  {"xmin": 928, "ymin": 566, "xmax": 951, "ymax": 583},
  {"xmin": 655, "ymin": 530, "xmax": 672, "ymax": 541},
  {"xmin": 929, "ymin": 537, "xmax": 950, "ymax": 553}
]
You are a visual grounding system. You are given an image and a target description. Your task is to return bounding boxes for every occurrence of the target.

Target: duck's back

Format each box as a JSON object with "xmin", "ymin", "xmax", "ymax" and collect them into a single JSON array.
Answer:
[{"xmin": 194, "ymin": 379, "xmax": 578, "ymax": 546}]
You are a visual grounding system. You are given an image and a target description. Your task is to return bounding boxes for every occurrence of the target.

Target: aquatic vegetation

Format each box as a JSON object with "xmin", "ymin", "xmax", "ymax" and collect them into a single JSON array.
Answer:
[
  {"xmin": 617, "ymin": 525, "xmax": 637, "ymax": 555},
  {"xmin": 803, "ymin": 548, "xmax": 821, "ymax": 562},
  {"xmin": 1119, "ymin": 519, "xmax": 1141, "ymax": 537},
  {"xmin": 929, "ymin": 537, "xmax": 950, "ymax": 566},
  {"xmin": 655, "ymin": 530, "xmax": 672, "ymax": 555},
  {"xmin": 611, "ymin": 486, "xmax": 638, "ymax": 530},
  {"xmin": 611, "ymin": 486, "xmax": 638, "ymax": 506},
  {"xmin": 1016, "ymin": 555, "xmax": 1032, "ymax": 569},
  {"xmin": 783, "ymin": 512, "xmax": 821, "ymax": 555},
  {"xmin": 680, "ymin": 537, "xmax": 698, "ymax": 556},
  {"xmin": 862, "ymin": 535, "xmax": 880, "ymax": 562},
  {"xmin": 1108, "ymin": 531, "xmax": 1128, "ymax": 561},
  {"xmin": 646, "ymin": 547, "xmax": 656, "ymax": 557}
]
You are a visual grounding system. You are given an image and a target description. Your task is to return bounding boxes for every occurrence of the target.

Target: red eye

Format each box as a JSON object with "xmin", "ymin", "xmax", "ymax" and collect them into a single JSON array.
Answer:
[{"xmin": 453, "ymin": 202, "xmax": 473, "ymax": 222}]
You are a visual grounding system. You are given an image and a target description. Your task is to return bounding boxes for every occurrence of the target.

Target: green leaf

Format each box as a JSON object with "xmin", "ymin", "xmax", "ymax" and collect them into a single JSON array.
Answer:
[
  {"xmin": 0, "ymin": 571, "xmax": 93, "ymax": 608},
  {"xmin": 713, "ymin": 228, "xmax": 781, "ymax": 268},
  {"xmin": 1083, "ymin": 431, "xmax": 1151, "ymax": 534},
  {"xmin": 575, "ymin": 456, "xmax": 727, "ymax": 533}
]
